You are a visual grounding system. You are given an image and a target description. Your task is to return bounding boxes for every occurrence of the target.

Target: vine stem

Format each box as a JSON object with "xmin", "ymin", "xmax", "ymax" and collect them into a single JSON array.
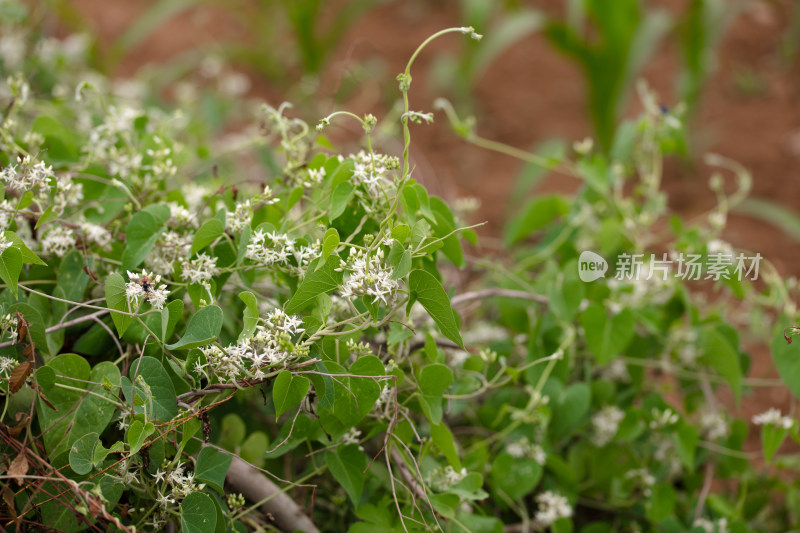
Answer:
[{"xmin": 0, "ymin": 309, "xmax": 109, "ymax": 349}]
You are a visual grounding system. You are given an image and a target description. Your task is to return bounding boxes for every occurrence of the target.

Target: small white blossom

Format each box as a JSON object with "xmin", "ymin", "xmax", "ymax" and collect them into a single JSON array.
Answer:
[
  {"xmin": 41, "ymin": 226, "xmax": 76, "ymax": 257},
  {"xmin": 700, "ymin": 411, "xmax": 729, "ymax": 440},
  {"xmin": 80, "ymin": 221, "xmax": 112, "ymax": 249},
  {"xmin": 181, "ymin": 253, "xmax": 220, "ymax": 284},
  {"xmin": 534, "ymin": 491, "xmax": 572, "ymax": 526},
  {"xmin": 339, "ymin": 247, "xmax": 399, "ymax": 306},
  {"xmin": 752, "ymin": 408, "xmax": 794, "ymax": 430},
  {"xmin": 227, "ymin": 201, "xmax": 252, "ymax": 232},
  {"xmin": 592, "ymin": 406, "xmax": 625, "ymax": 447}
]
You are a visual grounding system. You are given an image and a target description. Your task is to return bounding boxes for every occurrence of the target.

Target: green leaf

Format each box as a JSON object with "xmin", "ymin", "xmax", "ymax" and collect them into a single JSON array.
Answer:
[
  {"xmin": 285, "ymin": 255, "xmax": 343, "ymax": 315},
  {"xmin": 325, "ymin": 444, "xmax": 367, "ymax": 504},
  {"xmin": 391, "ymin": 224, "xmax": 410, "ymax": 243},
  {"xmin": 701, "ymin": 327, "xmax": 742, "ymax": 403},
  {"xmin": 240, "ymin": 432, "xmax": 269, "ymax": 467},
  {"xmin": 192, "ymin": 219, "xmax": 225, "ymax": 255},
  {"xmin": 121, "ymin": 207, "xmax": 168, "ymax": 270},
  {"xmin": 105, "ymin": 273, "xmax": 133, "ymax": 337},
  {"xmin": 161, "ymin": 299, "xmax": 183, "ymax": 342},
  {"xmin": 771, "ymin": 323, "xmax": 800, "ymax": 401},
  {"xmin": 0, "ymin": 246, "xmax": 22, "ymax": 298},
  {"xmin": 236, "ymin": 224, "xmax": 251, "ymax": 266},
  {"xmin": 491, "ymin": 452, "xmax": 542, "ymax": 500},
  {"xmin": 550, "ymin": 383, "xmax": 591, "ymax": 438},
  {"xmin": 321, "ymin": 228, "xmax": 340, "ymax": 262},
  {"xmin": 418, "ymin": 363, "xmax": 454, "ymax": 425},
  {"xmin": 330, "ymin": 182, "xmax": 354, "ymax": 220},
  {"xmin": 36, "ymin": 356, "xmax": 120, "ymax": 457},
  {"xmin": 121, "ymin": 356, "xmax": 178, "ymax": 421},
  {"xmin": 431, "ymin": 422, "xmax": 461, "ymax": 469},
  {"xmin": 69, "ymin": 432, "xmax": 101, "ymax": 475},
  {"xmin": 762, "ymin": 424, "xmax": 789, "ymax": 463},
  {"xmin": 166, "ymin": 305, "xmax": 223, "ymax": 350},
  {"xmin": 646, "ymin": 483, "xmax": 676, "ymax": 523},
  {"xmin": 580, "ymin": 303, "xmax": 634, "ymax": 364},
  {"xmin": 238, "ymin": 292, "xmax": 259, "ymax": 341},
  {"xmin": 408, "ymin": 270, "xmax": 464, "ymax": 348},
  {"xmin": 219, "ymin": 413, "xmax": 246, "ymax": 452},
  {"xmin": 410, "ymin": 219, "xmax": 430, "ymax": 248},
  {"xmin": 7, "ymin": 303, "xmax": 49, "ymax": 355},
  {"xmin": 126, "ymin": 419, "xmax": 155, "ymax": 455},
  {"xmin": 272, "ymin": 370, "xmax": 310, "ymax": 417},
  {"xmin": 4, "ymin": 231, "xmax": 46, "ymax": 265},
  {"xmin": 391, "ymin": 250, "xmax": 412, "ymax": 280},
  {"xmin": 180, "ymin": 492, "xmax": 217, "ymax": 533},
  {"xmin": 195, "ymin": 446, "xmax": 233, "ymax": 494}
]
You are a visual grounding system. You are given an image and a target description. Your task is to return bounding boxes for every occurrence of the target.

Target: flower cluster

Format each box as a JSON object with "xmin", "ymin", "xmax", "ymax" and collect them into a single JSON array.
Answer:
[
  {"xmin": 506, "ymin": 437, "xmax": 546, "ymax": 464},
  {"xmin": 245, "ymin": 228, "xmax": 320, "ymax": 275},
  {"xmin": 534, "ymin": 491, "xmax": 572, "ymax": 526},
  {"xmin": 181, "ymin": 253, "xmax": 220, "ymax": 284},
  {"xmin": 146, "ymin": 231, "xmax": 192, "ymax": 275},
  {"xmin": 0, "ymin": 313, "xmax": 19, "ymax": 344},
  {"xmin": 0, "ymin": 355, "xmax": 18, "ymax": 378},
  {"xmin": 339, "ymin": 248, "xmax": 399, "ymax": 306},
  {"xmin": 41, "ymin": 226, "xmax": 76, "ymax": 257},
  {"xmin": 752, "ymin": 408, "xmax": 794, "ymax": 429},
  {"xmin": 125, "ymin": 270, "xmax": 171, "ymax": 310},
  {"xmin": 147, "ymin": 461, "xmax": 206, "ymax": 529},
  {"xmin": 591, "ymin": 405, "xmax": 625, "ymax": 447},
  {"xmin": 198, "ymin": 309, "xmax": 305, "ymax": 382},
  {"xmin": 430, "ymin": 466, "xmax": 468, "ymax": 491},
  {"xmin": 0, "ymin": 156, "xmax": 53, "ymax": 192},
  {"xmin": 349, "ymin": 150, "xmax": 399, "ymax": 203}
]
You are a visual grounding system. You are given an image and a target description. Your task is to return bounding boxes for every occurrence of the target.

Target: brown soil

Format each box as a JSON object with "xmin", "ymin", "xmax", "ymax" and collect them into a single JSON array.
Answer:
[{"xmin": 64, "ymin": 0, "xmax": 800, "ymax": 434}]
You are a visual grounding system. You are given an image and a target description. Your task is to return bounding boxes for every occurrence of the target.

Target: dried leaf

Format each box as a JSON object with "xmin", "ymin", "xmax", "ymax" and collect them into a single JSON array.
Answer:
[
  {"xmin": 83, "ymin": 265, "xmax": 99, "ymax": 281},
  {"xmin": 12, "ymin": 312, "xmax": 27, "ymax": 344},
  {"xmin": 1, "ymin": 414, "xmax": 28, "ymax": 437},
  {"xmin": 2, "ymin": 484, "xmax": 17, "ymax": 523},
  {"xmin": 23, "ymin": 342, "xmax": 35, "ymax": 362},
  {"xmin": 9, "ymin": 361, "xmax": 32, "ymax": 394},
  {"xmin": 35, "ymin": 385, "xmax": 57, "ymax": 411},
  {"xmin": 7, "ymin": 455, "xmax": 28, "ymax": 485}
]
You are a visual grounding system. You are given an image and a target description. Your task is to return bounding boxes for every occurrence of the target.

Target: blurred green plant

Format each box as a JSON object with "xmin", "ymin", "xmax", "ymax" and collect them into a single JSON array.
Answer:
[
  {"xmin": 677, "ymin": 0, "xmax": 733, "ymax": 117},
  {"xmin": 429, "ymin": 0, "xmax": 544, "ymax": 111},
  {"xmin": 544, "ymin": 0, "xmax": 672, "ymax": 153}
]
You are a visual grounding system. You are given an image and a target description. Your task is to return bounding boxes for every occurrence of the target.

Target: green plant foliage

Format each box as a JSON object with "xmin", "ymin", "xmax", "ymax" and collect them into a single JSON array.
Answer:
[{"xmin": 0, "ymin": 5, "xmax": 798, "ymax": 533}]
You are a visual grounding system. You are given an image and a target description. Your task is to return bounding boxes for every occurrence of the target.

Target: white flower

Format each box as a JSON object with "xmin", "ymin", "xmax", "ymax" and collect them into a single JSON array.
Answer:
[
  {"xmin": 534, "ymin": 491, "xmax": 572, "ymax": 525},
  {"xmin": 167, "ymin": 203, "xmax": 197, "ymax": 228},
  {"xmin": 181, "ymin": 253, "xmax": 220, "ymax": 284},
  {"xmin": 0, "ymin": 355, "xmax": 18, "ymax": 375},
  {"xmin": 227, "ymin": 201, "xmax": 252, "ymax": 232},
  {"xmin": 592, "ymin": 406, "xmax": 625, "ymax": 447},
  {"xmin": 1, "ymin": 157, "xmax": 54, "ymax": 192},
  {"xmin": 700, "ymin": 411, "xmax": 729, "ymax": 440},
  {"xmin": 125, "ymin": 270, "xmax": 169, "ymax": 310},
  {"xmin": 41, "ymin": 226, "xmax": 76, "ymax": 257},
  {"xmin": 752, "ymin": 408, "xmax": 794, "ymax": 429},
  {"xmin": 155, "ymin": 490, "xmax": 174, "ymax": 508},
  {"xmin": 342, "ymin": 428, "xmax": 362, "ymax": 446},
  {"xmin": 80, "ymin": 221, "xmax": 112, "ymax": 249},
  {"xmin": 600, "ymin": 359, "xmax": 630, "ymax": 382},
  {"xmin": 147, "ymin": 285, "xmax": 170, "ymax": 310},
  {"xmin": 649, "ymin": 408, "xmax": 679, "ymax": 429},
  {"xmin": 0, "ymin": 234, "xmax": 12, "ymax": 255},
  {"xmin": 340, "ymin": 248, "xmax": 399, "ymax": 306}
]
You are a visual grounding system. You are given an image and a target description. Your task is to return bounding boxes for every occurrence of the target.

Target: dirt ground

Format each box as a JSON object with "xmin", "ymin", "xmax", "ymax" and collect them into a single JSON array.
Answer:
[{"xmin": 64, "ymin": 0, "xmax": 800, "ymax": 434}]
